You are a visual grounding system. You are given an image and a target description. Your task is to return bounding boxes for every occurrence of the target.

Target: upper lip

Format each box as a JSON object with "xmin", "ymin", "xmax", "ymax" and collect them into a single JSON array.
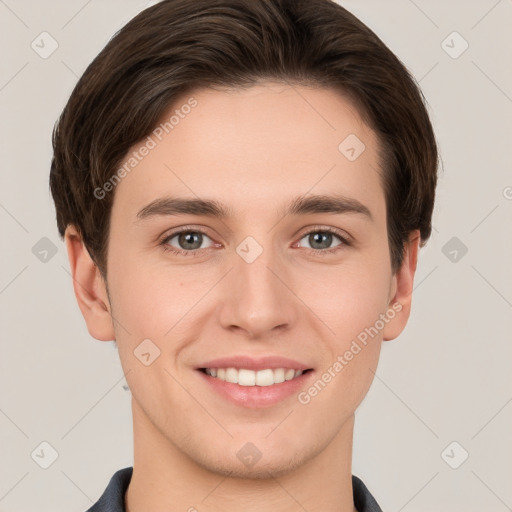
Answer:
[{"xmin": 198, "ymin": 355, "xmax": 313, "ymax": 372}]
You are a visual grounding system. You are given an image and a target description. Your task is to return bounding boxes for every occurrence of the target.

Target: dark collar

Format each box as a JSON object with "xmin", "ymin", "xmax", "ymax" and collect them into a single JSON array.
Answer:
[{"xmin": 86, "ymin": 467, "xmax": 383, "ymax": 512}]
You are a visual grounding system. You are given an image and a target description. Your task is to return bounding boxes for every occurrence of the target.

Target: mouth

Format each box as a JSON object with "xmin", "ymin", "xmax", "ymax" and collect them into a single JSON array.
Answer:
[
  {"xmin": 196, "ymin": 366, "xmax": 315, "ymax": 408},
  {"xmin": 198, "ymin": 367, "xmax": 314, "ymax": 387},
  {"xmin": 195, "ymin": 355, "xmax": 315, "ymax": 407}
]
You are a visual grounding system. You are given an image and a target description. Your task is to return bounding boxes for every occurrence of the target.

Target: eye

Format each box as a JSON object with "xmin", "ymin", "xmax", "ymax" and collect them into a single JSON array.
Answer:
[
  {"xmin": 297, "ymin": 228, "xmax": 350, "ymax": 254},
  {"xmin": 159, "ymin": 226, "xmax": 351, "ymax": 257},
  {"xmin": 160, "ymin": 228, "xmax": 217, "ymax": 256}
]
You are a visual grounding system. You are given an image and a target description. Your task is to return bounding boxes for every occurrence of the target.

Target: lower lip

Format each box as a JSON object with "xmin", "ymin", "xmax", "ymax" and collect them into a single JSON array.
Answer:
[{"xmin": 196, "ymin": 370, "xmax": 314, "ymax": 408}]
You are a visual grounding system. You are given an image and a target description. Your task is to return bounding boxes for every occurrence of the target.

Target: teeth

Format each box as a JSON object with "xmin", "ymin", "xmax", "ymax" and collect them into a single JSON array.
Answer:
[
  {"xmin": 226, "ymin": 367, "xmax": 238, "ymax": 383},
  {"xmin": 204, "ymin": 367, "xmax": 305, "ymax": 386}
]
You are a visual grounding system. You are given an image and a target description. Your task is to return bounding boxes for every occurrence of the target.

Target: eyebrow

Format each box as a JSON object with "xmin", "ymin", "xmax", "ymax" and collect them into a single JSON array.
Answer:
[{"xmin": 135, "ymin": 194, "xmax": 372, "ymax": 222}]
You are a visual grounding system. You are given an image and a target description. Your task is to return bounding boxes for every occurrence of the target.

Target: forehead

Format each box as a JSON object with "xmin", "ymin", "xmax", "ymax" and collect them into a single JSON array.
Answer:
[{"xmin": 111, "ymin": 82, "xmax": 385, "ymax": 221}]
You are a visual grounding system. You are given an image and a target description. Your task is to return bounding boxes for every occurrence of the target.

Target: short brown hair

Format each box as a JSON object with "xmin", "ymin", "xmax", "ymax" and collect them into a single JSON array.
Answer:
[{"xmin": 50, "ymin": 0, "xmax": 438, "ymax": 277}]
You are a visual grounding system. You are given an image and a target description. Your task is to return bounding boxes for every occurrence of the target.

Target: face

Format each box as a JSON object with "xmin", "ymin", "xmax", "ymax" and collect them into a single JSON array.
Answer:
[{"xmin": 72, "ymin": 82, "xmax": 416, "ymax": 478}]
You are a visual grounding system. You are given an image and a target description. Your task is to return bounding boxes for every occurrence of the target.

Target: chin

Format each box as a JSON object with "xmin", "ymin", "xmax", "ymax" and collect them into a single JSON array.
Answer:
[{"xmin": 195, "ymin": 443, "xmax": 316, "ymax": 480}]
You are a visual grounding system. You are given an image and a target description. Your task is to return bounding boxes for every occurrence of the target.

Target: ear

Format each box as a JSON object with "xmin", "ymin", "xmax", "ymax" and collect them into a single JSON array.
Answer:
[
  {"xmin": 382, "ymin": 229, "xmax": 420, "ymax": 341},
  {"xmin": 64, "ymin": 225, "xmax": 115, "ymax": 341}
]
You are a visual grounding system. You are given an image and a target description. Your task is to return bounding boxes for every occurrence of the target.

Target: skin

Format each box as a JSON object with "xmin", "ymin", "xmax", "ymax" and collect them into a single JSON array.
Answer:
[{"xmin": 65, "ymin": 82, "xmax": 419, "ymax": 512}]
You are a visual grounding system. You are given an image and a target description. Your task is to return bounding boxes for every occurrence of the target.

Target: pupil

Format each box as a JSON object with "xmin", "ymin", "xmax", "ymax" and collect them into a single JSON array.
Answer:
[
  {"xmin": 311, "ymin": 232, "xmax": 331, "ymax": 249},
  {"xmin": 180, "ymin": 232, "xmax": 202, "ymax": 250}
]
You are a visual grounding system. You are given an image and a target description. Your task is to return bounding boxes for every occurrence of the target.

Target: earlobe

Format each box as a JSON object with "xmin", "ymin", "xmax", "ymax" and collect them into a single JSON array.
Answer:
[
  {"xmin": 64, "ymin": 225, "xmax": 115, "ymax": 342},
  {"xmin": 382, "ymin": 230, "xmax": 421, "ymax": 341}
]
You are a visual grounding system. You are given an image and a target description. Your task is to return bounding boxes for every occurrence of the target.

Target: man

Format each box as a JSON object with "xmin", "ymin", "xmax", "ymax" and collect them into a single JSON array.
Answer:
[{"xmin": 49, "ymin": 0, "xmax": 438, "ymax": 510}]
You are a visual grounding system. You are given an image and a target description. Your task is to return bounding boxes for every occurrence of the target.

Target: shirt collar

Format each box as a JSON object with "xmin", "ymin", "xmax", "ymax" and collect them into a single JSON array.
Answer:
[{"xmin": 86, "ymin": 467, "xmax": 383, "ymax": 512}]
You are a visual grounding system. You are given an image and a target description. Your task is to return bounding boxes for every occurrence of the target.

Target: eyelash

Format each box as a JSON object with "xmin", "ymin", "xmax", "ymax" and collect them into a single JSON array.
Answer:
[{"xmin": 159, "ymin": 225, "xmax": 351, "ymax": 257}]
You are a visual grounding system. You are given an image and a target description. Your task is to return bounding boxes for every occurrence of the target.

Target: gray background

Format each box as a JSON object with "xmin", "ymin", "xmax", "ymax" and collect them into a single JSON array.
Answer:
[{"xmin": 1, "ymin": 0, "xmax": 511, "ymax": 510}]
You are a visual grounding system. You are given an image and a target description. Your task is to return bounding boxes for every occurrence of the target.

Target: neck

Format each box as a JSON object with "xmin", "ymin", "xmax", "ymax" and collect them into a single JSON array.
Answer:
[{"xmin": 125, "ymin": 399, "xmax": 358, "ymax": 512}]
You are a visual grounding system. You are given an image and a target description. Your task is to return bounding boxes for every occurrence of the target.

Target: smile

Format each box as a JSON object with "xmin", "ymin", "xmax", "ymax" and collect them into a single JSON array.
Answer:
[{"xmin": 201, "ymin": 367, "xmax": 310, "ymax": 386}]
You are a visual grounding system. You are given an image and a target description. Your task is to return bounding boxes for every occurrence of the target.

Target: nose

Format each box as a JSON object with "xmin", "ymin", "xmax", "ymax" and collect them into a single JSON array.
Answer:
[{"xmin": 218, "ymin": 243, "xmax": 298, "ymax": 339}]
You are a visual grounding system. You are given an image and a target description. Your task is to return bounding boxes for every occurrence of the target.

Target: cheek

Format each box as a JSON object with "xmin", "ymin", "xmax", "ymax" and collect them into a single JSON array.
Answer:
[
  {"xmin": 297, "ymin": 255, "xmax": 392, "ymax": 340},
  {"xmin": 296, "ymin": 265, "xmax": 387, "ymax": 415},
  {"xmin": 107, "ymin": 245, "xmax": 199, "ymax": 337}
]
